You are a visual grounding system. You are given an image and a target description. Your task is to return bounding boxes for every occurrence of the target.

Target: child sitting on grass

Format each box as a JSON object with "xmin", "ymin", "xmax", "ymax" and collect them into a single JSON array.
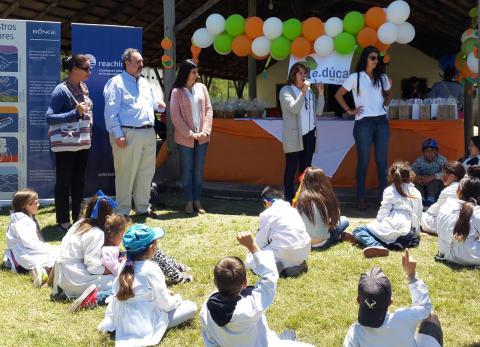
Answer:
[
  {"xmin": 412, "ymin": 138, "xmax": 448, "ymax": 207},
  {"xmin": 436, "ymin": 170, "xmax": 480, "ymax": 266},
  {"xmin": 101, "ymin": 214, "xmax": 130, "ymax": 276},
  {"xmin": 98, "ymin": 224, "xmax": 197, "ymax": 346},
  {"xmin": 350, "ymin": 162, "xmax": 423, "ymax": 258},
  {"xmin": 421, "ymin": 161, "xmax": 465, "ymax": 234},
  {"xmin": 246, "ymin": 186, "xmax": 311, "ymax": 277},
  {"xmin": 294, "ymin": 167, "xmax": 352, "ymax": 250},
  {"xmin": 343, "ymin": 250, "xmax": 443, "ymax": 347},
  {"xmin": 200, "ymin": 231, "xmax": 314, "ymax": 347},
  {"xmin": 5, "ymin": 189, "xmax": 58, "ymax": 288}
]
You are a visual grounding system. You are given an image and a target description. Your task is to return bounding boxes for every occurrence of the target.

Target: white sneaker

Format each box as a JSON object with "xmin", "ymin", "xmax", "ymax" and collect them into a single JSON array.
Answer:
[
  {"xmin": 31, "ymin": 265, "xmax": 47, "ymax": 288},
  {"xmin": 363, "ymin": 246, "xmax": 390, "ymax": 258}
]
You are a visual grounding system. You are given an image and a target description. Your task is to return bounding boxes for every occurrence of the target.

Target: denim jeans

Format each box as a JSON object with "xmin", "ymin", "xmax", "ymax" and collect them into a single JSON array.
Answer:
[
  {"xmin": 312, "ymin": 216, "xmax": 350, "ymax": 251},
  {"xmin": 352, "ymin": 225, "xmax": 384, "ymax": 248},
  {"xmin": 97, "ymin": 288, "xmax": 113, "ymax": 305},
  {"xmin": 353, "ymin": 115, "xmax": 390, "ymax": 199},
  {"xmin": 178, "ymin": 141, "xmax": 209, "ymax": 202}
]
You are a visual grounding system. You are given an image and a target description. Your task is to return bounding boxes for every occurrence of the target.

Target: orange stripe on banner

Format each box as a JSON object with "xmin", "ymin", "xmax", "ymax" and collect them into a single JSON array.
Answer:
[
  {"xmin": 0, "ymin": 106, "xmax": 18, "ymax": 114},
  {"xmin": 212, "ymin": 118, "xmax": 276, "ymax": 139}
]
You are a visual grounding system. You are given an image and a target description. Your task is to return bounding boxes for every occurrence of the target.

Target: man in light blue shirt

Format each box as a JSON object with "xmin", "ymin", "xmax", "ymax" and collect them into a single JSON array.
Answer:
[{"xmin": 104, "ymin": 48, "xmax": 165, "ymax": 217}]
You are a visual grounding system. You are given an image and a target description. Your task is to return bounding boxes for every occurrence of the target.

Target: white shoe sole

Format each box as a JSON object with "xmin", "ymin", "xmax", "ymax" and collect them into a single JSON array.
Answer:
[
  {"xmin": 31, "ymin": 265, "xmax": 44, "ymax": 288},
  {"xmin": 363, "ymin": 247, "xmax": 390, "ymax": 258},
  {"xmin": 69, "ymin": 284, "xmax": 96, "ymax": 313}
]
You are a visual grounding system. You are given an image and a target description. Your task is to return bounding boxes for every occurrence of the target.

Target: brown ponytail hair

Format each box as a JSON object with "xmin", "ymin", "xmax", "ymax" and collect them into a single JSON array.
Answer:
[
  {"xmin": 453, "ymin": 176, "xmax": 480, "ymax": 242},
  {"xmin": 76, "ymin": 196, "xmax": 113, "ymax": 235},
  {"xmin": 388, "ymin": 161, "xmax": 415, "ymax": 198},
  {"xmin": 443, "ymin": 161, "xmax": 466, "ymax": 181},
  {"xmin": 116, "ymin": 245, "xmax": 152, "ymax": 301},
  {"xmin": 12, "ymin": 189, "xmax": 38, "ymax": 214},
  {"xmin": 296, "ymin": 167, "xmax": 340, "ymax": 228}
]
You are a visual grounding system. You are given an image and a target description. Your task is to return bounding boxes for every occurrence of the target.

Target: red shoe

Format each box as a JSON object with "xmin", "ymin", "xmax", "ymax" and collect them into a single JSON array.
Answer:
[{"xmin": 69, "ymin": 284, "xmax": 98, "ymax": 313}]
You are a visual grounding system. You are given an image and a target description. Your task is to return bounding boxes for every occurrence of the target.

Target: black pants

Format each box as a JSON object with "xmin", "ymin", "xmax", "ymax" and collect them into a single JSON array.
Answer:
[
  {"xmin": 55, "ymin": 149, "xmax": 89, "ymax": 224},
  {"xmin": 284, "ymin": 128, "xmax": 316, "ymax": 203}
]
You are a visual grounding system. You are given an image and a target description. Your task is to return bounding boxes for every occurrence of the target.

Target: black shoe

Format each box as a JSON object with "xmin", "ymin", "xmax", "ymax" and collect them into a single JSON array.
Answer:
[
  {"xmin": 50, "ymin": 286, "xmax": 68, "ymax": 302},
  {"xmin": 137, "ymin": 210, "xmax": 160, "ymax": 219}
]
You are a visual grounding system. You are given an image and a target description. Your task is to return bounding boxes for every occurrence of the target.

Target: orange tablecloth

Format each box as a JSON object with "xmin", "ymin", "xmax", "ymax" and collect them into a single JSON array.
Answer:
[{"xmin": 159, "ymin": 119, "xmax": 464, "ymax": 188}]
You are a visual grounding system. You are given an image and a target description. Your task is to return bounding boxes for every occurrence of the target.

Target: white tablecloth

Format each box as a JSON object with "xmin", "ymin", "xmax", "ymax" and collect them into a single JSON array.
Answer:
[{"xmin": 252, "ymin": 118, "xmax": 355, "ymax": 177}]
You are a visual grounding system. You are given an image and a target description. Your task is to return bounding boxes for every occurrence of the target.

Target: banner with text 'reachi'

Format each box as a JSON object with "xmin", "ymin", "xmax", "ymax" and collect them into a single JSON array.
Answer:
[
  {"xmin": 288, "ymin": 52, "xmax": 354, "ymax": 85},
  {"xmin": 0, "ymin": 19, "xmax": 60, "ymax": 201},
  {"xmin": 71, "ymin": 24, "xmax": 142, "ymax": 196}
]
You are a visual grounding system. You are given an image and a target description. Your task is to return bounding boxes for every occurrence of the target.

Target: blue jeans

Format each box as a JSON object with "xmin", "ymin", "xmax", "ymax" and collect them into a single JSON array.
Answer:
[
  {"xmin": 97, "ymin": 288, "xmax": 113, "ymax": 305},
  {"xmin": 352, "ymin": 225, "xmax": 384, "ymax": 248},
  {"xmin": 178, "ymin": 141, "xmax": 208, "ymax": 202},
  {"xmin": 353, "ymin": 115, "xmax": 390, "ymax": 198},
  {"xmin": 312, "ymin": 216, "xmax": 350, "ymax": 251}
]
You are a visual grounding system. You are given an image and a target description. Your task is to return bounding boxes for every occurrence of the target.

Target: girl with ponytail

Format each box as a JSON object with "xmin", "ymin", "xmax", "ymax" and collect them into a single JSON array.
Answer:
[
  {"xmin": 436, "ymin": 173, "xmax": 480, "ymax": 266},
  {"xmin": 348, "ymin": 161, "xmax": 423, "ymax": 258},
  {"xmin": 98, "ymin": 224, "xmax": 197, "ymax": 346}
]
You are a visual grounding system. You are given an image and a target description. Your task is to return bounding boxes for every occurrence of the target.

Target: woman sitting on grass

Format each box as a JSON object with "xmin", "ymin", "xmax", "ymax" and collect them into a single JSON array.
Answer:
[
  {"xmin": 52, "ymin": 191, "xmax": 116, "ymax": 304},
  {"xmin": 421, "ymin": 161, "xmax": 465, "ymax": 234},
  {"xmin": 436, "ymin": 169, "xmax": 480, "ymax": 266},
  {"xmin": 5, "ymin": 189, "xmax": 58, "ymax": 288},
  {"xmin": 294, "ymin": 167, "xmax": 352, "ymax": 250},
  {"xmin": 350, "ymin": 161, "xmax": 423, "ymax": 258}
]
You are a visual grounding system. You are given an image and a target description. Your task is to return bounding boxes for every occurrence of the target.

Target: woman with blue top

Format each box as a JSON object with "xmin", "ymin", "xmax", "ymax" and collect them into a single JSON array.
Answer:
[
  {"xmin": 279, "ymin": 62, "xmax": 325, "ymax": 203},
  {"xmin": 45, "ymin": 54, "xmax": 92, "ymax": 231},
  {"xmin": 335, "ymin": 46, "xmax": 393, "ymax": 211}
]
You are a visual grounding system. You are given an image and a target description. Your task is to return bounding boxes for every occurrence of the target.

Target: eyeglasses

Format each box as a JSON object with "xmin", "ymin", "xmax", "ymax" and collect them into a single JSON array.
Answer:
[
  {"xmin": 77, "ymin": 65, "xmax": 91, "ymax": 72},
  {"xmin": 369, "ymin": 56, "xmax": 379, "ymax": 61}
]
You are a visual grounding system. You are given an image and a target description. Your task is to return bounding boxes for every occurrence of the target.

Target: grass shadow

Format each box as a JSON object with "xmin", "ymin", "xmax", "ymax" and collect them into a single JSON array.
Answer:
[
  {"xmin": 41, "ymin": 225, "xmax": 67, "ymax": 242},
  {"xmin": 463, "ymin": 343, "xmax": 480, "ymax": 347},
  {"xmin": 433, "ymin": 256, "xmax": 480, "ymax": 272}
]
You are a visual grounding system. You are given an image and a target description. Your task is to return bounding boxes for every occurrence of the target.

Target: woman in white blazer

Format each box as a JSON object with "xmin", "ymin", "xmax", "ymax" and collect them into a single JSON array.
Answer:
[{"xmin": 279, "ymin": 62, "xmax": 325, "ymax": 202}]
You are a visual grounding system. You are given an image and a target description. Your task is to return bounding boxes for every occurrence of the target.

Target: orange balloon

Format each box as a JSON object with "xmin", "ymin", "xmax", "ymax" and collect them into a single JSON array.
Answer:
[
  {"xmin": 357, "ymin": 27, "xmax": 378, "ymax": 48},
  {"xmin": 365, "ymin": 7, "xmax": 386, "ymax": 30},
  {"xmin": 191, "ymin": 45, "xmax": 201, "ymax": 55},
  {"xmin": 291, "ymin": 37, "xmax": 311, "ymax": 58},
  {"xmin": 245, "ymin": 16, "xmax": 264, "ymax": 39},
  {"xmin": 232, "ymin": 35, "xmax": 252, "ymax": 57},
  {"xmin": 374, "ymin": 41, "xmax": 390, "ymax": 53},
  {"xmin": 161, "ymin": 37, "xmax": 172, "ymax": 50},
  {"xmin": 461, "ymin": 62, "xmax": 473, "ymax": 77},
  {"xmin": 161, "ymin": 55, "xmax": 173, "ymax": 69},
  {"xmin": 474, "ymin": 47, "xmax": 478, "ymax": 58},
  {"xmin": 302, "ymin": 17, "xmax": 324, "ymax": 41},
  {"xmin": 250, "ymin": 52, "xmax": 268, "ymax": 60},
  {"xmin": 383, "ymin": 54, "xmax": 391, "ymax": 64}
]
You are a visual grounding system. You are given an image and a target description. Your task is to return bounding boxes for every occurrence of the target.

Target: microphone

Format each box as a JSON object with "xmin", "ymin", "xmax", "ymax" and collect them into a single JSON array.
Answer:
[{"xmin": 303, "ymin": 79, "xmax": 311, "ymax": 89}]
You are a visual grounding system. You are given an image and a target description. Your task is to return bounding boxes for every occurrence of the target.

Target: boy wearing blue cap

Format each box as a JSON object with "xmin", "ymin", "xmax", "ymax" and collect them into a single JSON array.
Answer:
[
  {"xmin": 98, "ymin": 223, "xmax": 197, "ymax": 346},
  {"xmin": 412, "ymin": 138, "xmax": 447, "ymax": 207}
]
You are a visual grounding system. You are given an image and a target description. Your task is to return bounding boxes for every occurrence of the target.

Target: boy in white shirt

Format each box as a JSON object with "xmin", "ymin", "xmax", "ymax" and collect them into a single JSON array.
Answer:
[
  {"xmin": 246, "ymin": 186, "xmax": 311, "ymax": 277},
  {"xmin": 343, "ymin": 250, "xmax": 443, "ymax": 347},
  {"xmin": 200, "ymin": 231, "xmax": 314, "ymax": 347}
]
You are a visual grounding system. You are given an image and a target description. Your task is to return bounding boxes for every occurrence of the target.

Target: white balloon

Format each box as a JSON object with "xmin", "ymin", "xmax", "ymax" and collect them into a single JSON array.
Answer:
[
  {"xmin": 192, "ymin": 28, "xmax": 214, "ymax": 48},
  {"xmin": 263, "ymin": 17, "xmax": 283, "ymax": 40},
  {"xmin": 396, "ymin": 22, "xmax": 415, "ymax": 44},
  {"xmin": 461, "ymin": 28, "xmax": 479, "ymax": 42},
  {"xmin": 314, "ymin": 35, "xmax": 334, "ymax": 57},
  {"xmin": 378, "ymin": 22, "xmax": 398, "ymax": 44},
  {"xmin": 251, "ymin": 36, "xmax": 271, "ymax": 57},
  {"xmin": 387, "ymin": 0, "xmax": 410, "ymax": 24},
  {"xmin": 324, "ymin": 17, "xmax": 343, "ymax": 38},
  {"xmin": 206, "ymin": 13, "xmax": 225, "ymax": 36},
  {"xmin": 467, "ymin": 52, "xmax": 479, "ymax": 74}
]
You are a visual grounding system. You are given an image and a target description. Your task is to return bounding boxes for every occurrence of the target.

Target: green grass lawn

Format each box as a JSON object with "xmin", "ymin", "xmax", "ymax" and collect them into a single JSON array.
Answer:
[{"xmin": 1, "ymin": 192, "xmax": 479, "ymax": 346}]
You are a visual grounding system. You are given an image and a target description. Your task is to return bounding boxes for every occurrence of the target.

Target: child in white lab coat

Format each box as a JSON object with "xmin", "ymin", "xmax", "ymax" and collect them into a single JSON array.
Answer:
[
  {"xmin": 98, "ymin": 224, "xmax": 197, "ymax": 346},
  {"xmin": 5, "ymin": 189, "xmax": 58, "ymax": 287}
]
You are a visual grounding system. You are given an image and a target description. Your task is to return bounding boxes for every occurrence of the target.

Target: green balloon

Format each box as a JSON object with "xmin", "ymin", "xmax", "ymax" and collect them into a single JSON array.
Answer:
[
  {"xmin": 469, "ymin": 7, "xmax": 478, "ymax": 18},
  {"xmin": 334, "ymin": 32, "xmax": 356, "ymax": 54},
  {"xmin": 283, "ymin": 18, "xmax": 302, "ymax": 40},
  {"xmin": 270, "ymin": 37, "xmax": 291, "ymax": 60},
  {"xmin": 214, "ymin": 34, "xmax": 233, "ymax": 55},
  {"xmin": 343, "ymin": 11, "xmax": 364, "ymax": 34},
  {"xmin": 462, "ymin": 38, "xmax": 477, "ymax": 55},
  {"xmin": 225, "ymin": 14, "xmax": 245, "ymax": 37}
]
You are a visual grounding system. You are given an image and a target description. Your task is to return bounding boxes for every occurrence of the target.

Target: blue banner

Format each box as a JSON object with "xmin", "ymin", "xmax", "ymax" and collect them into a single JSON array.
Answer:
[
  {"xmin": 71, "ymin": 24, "xmax": 142, "ymax": 196},
  {"xmin": 0, "ymin": 19, "xmax": 60, "ymax": 201}
]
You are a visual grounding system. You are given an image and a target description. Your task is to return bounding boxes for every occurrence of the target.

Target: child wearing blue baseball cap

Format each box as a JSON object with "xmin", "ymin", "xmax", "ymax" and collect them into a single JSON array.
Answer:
[
  {"xmin": 98, "ymin": 223, "xmax": 197, "ymax": 346},
  {"xmin": 412, "ymin": 138, "xmax": 448, "ymax": 207}
]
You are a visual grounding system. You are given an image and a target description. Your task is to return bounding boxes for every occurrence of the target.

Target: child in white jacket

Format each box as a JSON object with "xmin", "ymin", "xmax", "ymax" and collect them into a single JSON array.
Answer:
[
  {"xmin": 350, "ymin": 162, "xmax": 423, "ymax": 258},
  {"xmin": 421, "ymin": 162, "xmax": 465, "ymax": 234},
  {"xmin": 200, "ymin": 231, "xmax": 314, "ymax": 347},
  {"xmin": 5, "ymin": 189, "xmax": 58, "ymax": 287},
  {"xmin": 246, "ymin": 186, "xmax": 310, "ymax": 277},
  {"xmin": 436, "ymin": 174, "xmax": 480, "ymax": 266}
]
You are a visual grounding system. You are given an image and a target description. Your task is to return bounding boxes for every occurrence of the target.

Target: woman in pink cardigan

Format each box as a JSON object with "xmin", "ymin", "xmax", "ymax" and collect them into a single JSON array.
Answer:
[{"xmin": 170, "ymin": 60, "xmax": 213, "ymax": 214}]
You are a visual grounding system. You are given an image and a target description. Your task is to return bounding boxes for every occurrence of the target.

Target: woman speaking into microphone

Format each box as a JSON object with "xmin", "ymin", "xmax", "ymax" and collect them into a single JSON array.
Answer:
[{"xmin": 279, "ymin": 62, "xmax": 325, "ymax": 203}]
